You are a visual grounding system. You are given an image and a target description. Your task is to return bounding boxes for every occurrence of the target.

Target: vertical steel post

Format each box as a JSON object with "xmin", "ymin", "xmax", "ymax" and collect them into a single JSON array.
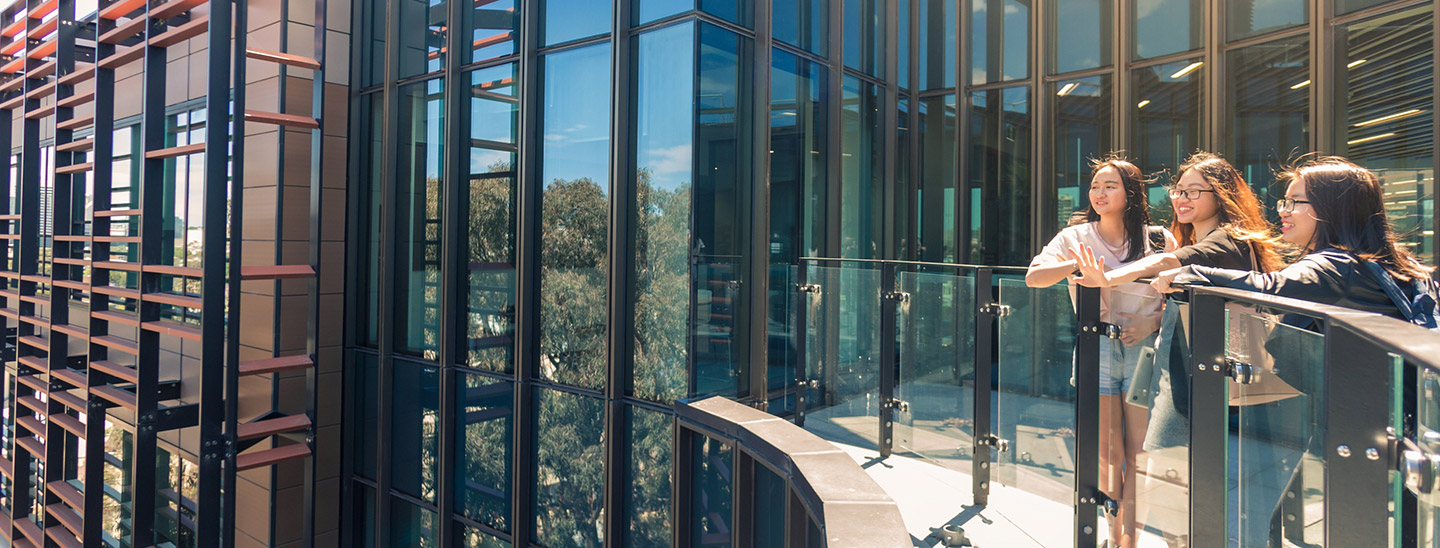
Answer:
[
  {"xmin": 1074, "ymin": 285, "xmax": 1101, "ymax": 548},
  {"xmin": 1187, "ymin": 291, "xmax": 1228, "ymax": 548},
  {"xmin": 1322, "ymin": 321, "xmax": 1393, "ymax": 545},
  {"xmin": 793, "ymin": 262, "xmax": 809, "ymax": 427},
  {"xmin": 972, "ymin": 267, "xmax": 994, "ymax": 505},
  {"xmin": 879, "ymin": 261, "xmax": 897, "ymax": 458},
  {"xmin": 435, "ymin": 0, "xmax": 465, "ymax": 543},
  {"xmin": 510, "ymin": 0, "xmax": 542, "ymax": 542},
  {"xmin": 210, "ymin": 0, "xmax": 240, "ymax": 543},
  {"xmin": 86, "ymin": 9, "xmax": 118, "ymax": 544}
]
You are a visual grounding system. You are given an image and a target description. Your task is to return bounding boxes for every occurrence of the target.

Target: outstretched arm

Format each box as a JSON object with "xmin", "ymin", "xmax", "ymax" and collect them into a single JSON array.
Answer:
[{"xmin": 1025, "ymin": 258, "xmax": 1078, "ymax": 288}]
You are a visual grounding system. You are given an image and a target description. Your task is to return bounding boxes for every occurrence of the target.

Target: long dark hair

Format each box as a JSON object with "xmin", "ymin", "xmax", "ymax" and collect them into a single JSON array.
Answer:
[
  {"xmin": 1170, "ymin": 152, "xmax": 1288, "ymax": 272},
  {"xmin": 1074, "ymin": 153, "xmax": 1154, "ymax": 263},
  {"xmin": 1279, "ymin": 156, "xmax": 1432, "ymax": 281}
]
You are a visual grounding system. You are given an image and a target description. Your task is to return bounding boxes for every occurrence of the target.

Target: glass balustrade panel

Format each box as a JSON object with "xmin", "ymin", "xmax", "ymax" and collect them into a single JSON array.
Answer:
[
  {"xmin": 1226, "ymin": 307, "xmax": 1326, "ymax": 547},
  {"xmin": 800, "ymin": 264, "xmax": 882, "ymax": 451},
  {"xmin": 895, "ymin": 270, "xmax": 975, "ymax": 473}
]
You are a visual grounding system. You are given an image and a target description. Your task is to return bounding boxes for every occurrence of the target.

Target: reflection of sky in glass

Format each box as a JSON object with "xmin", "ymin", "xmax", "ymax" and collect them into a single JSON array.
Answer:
[
  {"xmin": 1053, "ymin": 0, "xmax": 1105, "ymax": 73},
  {"xmin": 1229, "ymin": 0, "xmax": 1305, "ymax": 40},
  {"xmin": 918, "ymin": 0, "xmax": 955, "ymax": 89},
  {"xmin": 472, "ymin": 0, "xmax": 517, "ymax": 62},
  {"xmin": 470, "ymin": 63, "xmax": 517, "ymax": 174},
  {"xmin": 636, "ymin": 23, "xmax": 695, "ymax": 191},
  {"xmin": 543, "ymin": 0, "xmax": 610, "ymax": 45},
  {"xmin": 542, "ymin": 44, "xmax": 611, "ymax": 187},
  {"xmin": 970, "ymin": 0, "xmax": 1028, "ymax": 83},
  {"xmin": 1136, "ymin": 0, "xmax": 1199, "ymax": 58},
  {"xmin": 425, "ymin": 78, "xmax": 445, "ymax": 181},
  {"xmin": 636, "ymin": 0, "xmax": 691, "ymax": 25}
]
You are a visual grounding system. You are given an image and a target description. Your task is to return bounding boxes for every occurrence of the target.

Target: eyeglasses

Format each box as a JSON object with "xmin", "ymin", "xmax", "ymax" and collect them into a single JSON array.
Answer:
[
  {"xmin": 1168, "ymin": 188, "xmax": 1217, "ymax": 200},
  {"xmin": 1275, "ymin": 198, "xmax": 1311, "ymax": 214}
]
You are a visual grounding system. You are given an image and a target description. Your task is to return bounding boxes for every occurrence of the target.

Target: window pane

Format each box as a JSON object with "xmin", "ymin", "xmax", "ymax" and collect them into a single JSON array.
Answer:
[
  {"xmin": 700, "ymin": 0, "xmax": 750, "ymax": 27},
  {"xmin": 752, "ymin": 461, "xmax": 786, "ymax": 547},
  {"xmin": 917, "ymin": 94, "xmax": 957, "ymax": 263},
  {"xmin": 540, "ymin": 44, "xmax": 611, "ymax": 390},
  {"xmin": 351, "ymin": 351, "xmax": 380, "ymax": 479},
  {"xmin": 636, "ymin": 0, "xmax": 692, "ymax": 25},
  {"xmin": 459, "ymin": 524, "xmax": 508, "ymax": 547},
  {"xmin": 1053, "ymin": 76, "xmax": 1111, "ymax": 232},
  {"xmin": 1227, "ymin": 0, "xmax": 1306, "ymax": 41},
  {"xmin": 919, "ymin": 0, "xmax": 956, "ymax": 89},
  {"xmin": 898, "ymin": 0, "xmax": 910, "ymax": 86},
  {"xmin": 391, "ymin": 496, "xmax": 438, "ymax": 548},
  {"xmin": 768, "ymin": 49, "xmax": 827, "ymax": 395},
  {"xmin": 543, "ymin": 0, "xmax": 610, "ymax": 45},
  {"xmin": 625, "ymin": 406, "xmax": 673, "ymax": 546},
  {"xmin": 1051, "ymin": 0, "xmax": 1111, "ymax": 74},
  {"xmin": 1132, "ymin": 59, "xmax": 1202, "ymax": 228},
  {"xmin": 690, "ymin": 434, "xmax": 732, "ymax": 546},
  {"xmin": 841, "ymin": 75, "xmax": 883, "ymax": 260},
  {"xmin": 456, "ymin": 373, "xmax": 513, "ymax": 532},
  {"xmin": 1227, "ymin": 35, "xmax": 1309, "ymax": 216},
  {"xmin": 353, "ymin": 483, "xmax": 376, "ymax": 548},
  {"xmin": 356, "ymin": 93, "xmax": 384, "ymax": 348},
  {"xmin": 466, "ymin": 0, "xmax": 518, "ymax": 64},
  {"xmin": 395, "ymin": 78, "xmax": 446, "ymax": 359},
  {"xmin": 360, "ymin": 0, "xmax": 386, "ymax": 87},
  {"xmin": 843, "ymin": 0, "xmax": 884, "ymax": 76},
  {"xmin": 969, "ymin": 0, "xmax": 1028, "ymax": 83},
  {"xmin": 967, "ymin": 86, "xmax": 1031, "ymax": 266},
  {"xmin": 693, "ymin": 24, "xmax": 753, "ymax": 398},
  {"xmin": 633, "ymin": 22, "xmax": 694, "ymax": 403},
  {"xmin": 773, "ymin": 0, "xmax": 826, "ymax": 56},
  {"xmin": 1338, "ymin": 0, "xmax": 1392, "ymax": 15},
  {"xmin": 466, "ymin": 64, "xmax": 519, "ymax": 372},
  {"xmin": 1341, "ymin": 7, "xmax": 1434, "ymax": 264},
  {"xmin": 1134, "ymin": 0, "xmax": 1201, "ymax": 59},
  {"xmin": 391, "ymin": 363, "xmax": 440, "ymax": 502},
  {"xmin": 534, "ymin": 388, "xmax": 606, "ymax": 546},
  {"xmin": 398, "ymin": 0, "xmax": 446, "ymax": 78}
]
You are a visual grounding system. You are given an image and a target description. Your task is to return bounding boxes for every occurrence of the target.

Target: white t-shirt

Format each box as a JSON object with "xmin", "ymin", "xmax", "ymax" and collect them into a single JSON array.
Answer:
[{"xmin": 1031, "ymin": 222, "xmax": 1172, "ymax": 326}]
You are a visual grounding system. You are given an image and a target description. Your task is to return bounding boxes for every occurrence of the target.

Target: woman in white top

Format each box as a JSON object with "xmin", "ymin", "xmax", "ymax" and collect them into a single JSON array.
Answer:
[{"xmin": 1025, "ymin": 154, "xmax": 1173, "ymax": 548}]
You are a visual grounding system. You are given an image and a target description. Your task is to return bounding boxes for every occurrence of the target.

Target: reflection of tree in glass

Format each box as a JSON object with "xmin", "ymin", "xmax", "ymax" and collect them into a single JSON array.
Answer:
[
  {"xmin": 468, "ymin": 162, "xmax": 517, "ymax": 372},
  {"xmin": 459, "ymin": 373, "xmax": 512, "ymax": 532},
  {"xmin": 540, "ymin": 177, "xmax": 607, "ymax": 389},
  {"xmin": 534, "ymin": 388, "xmax": 605, "ymax": 547},
  {"xmin": 634, "ymin": 168, "xmax": 690, "ymax": 403},
  {"xmin": 625, "ymin": 406, "xmax": 672, "ymax": 546}
]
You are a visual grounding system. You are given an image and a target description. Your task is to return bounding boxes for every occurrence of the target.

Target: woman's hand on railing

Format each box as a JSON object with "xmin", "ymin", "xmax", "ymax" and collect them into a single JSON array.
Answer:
[
  {"xmin": 1151, "ymin": 267, "xmax": 1185, "ymax": 294},
  {"xmin": 1067, "ymin": 244, "xmax": 1111, "ymax": 288}
]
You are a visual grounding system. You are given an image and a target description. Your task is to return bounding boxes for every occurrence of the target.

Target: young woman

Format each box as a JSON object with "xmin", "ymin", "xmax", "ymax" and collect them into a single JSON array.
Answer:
[
  {"xmin": 1068, "ymin": 152, "xmax": 1288, "ymax": 546},
  {"xmin": 1152, "ymin": 156, "xmax": 1434, "ymax": 316},
  {"xmin": 1027, "ymin": 154, "xmax": 1173, "ymax": 548}
]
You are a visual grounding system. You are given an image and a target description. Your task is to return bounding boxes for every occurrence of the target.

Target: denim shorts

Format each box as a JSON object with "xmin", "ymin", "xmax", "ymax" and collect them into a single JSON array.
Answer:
[{"xmin": 1099, "ymin": 333, "xmax": 1158, "ymax": 396}]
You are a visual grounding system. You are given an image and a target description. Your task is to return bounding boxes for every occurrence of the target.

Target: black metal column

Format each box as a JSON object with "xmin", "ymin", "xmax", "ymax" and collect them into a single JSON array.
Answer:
[
  {"xmin": 879, "ymin": 262, "xmax": 898, "ymax": 458},
  {"xmin": 509, "ymin": 0, "xmax": 542, "ymax": 542},
  {"xmin": 1322, "ymin": 322, "xmax": 1394, "ymax": 545},
  {"xmin": 1187, "ymin": 292, "xmax": 1227, "ymax": 548},
  {"xmin": 1074, "ymin": 285, "xmax": 1101, "ymax": 548},
  {"xmin": 793, "ymin": 262, "xmax": 810, "ymax": 427},
  {"xmin": 201, "ymin": 0, "xmax": 235, "ymax": 544},
  {"xmin": 972, "ymin": 267, "xmax": 995, "ymax": 505}
]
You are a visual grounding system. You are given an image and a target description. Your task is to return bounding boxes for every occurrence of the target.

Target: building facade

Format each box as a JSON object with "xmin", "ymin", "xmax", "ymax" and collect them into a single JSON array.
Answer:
[{"xmin": 348, "ymin": 0, "xmax": 1436, "ymax": 547}]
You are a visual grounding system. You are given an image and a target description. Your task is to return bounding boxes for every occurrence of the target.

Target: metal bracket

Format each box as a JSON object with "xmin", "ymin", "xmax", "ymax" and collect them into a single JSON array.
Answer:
[
  {"xmin": 1081, "ymin": 322, "xmax": 1122, "ymax": 339},
  {"xmin": 1401, "ymin": 432, "xmax": 1440, "ymax": 495},
  {"xmin": 882, "ymin": 397, "xmax": 910, "ymax": 413},
  {"xmin": 1223, "ymin": 356, "xmax": 1257, "ymax": 385},
  {"xmin": 978, "ymin": 434, "xmax": 1010, "ymax": 453},
  {"xmin": 795, "ymin": 283, "xmax": 822, "ymax": 294},
  {"xmin": 795, "ymin": 378, "xmax": 819, "ymax": 390},
  {"xmin": 884, "ymin": 291, "xmax": 910, "ymax": 303},
  {"xmin": 979, "ymin": 303, "xmax": 1011, "ymax": 317}
]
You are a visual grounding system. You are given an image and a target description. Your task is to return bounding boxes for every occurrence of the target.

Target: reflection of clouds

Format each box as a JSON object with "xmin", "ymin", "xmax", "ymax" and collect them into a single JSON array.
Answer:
[
  {"xmin": 1135, "ymin": 0, "xmax": 1160, "ymax": 19},
  {"xmin": 470, "ymin": 149, "xmax": 511, "ymax": 171},
  {"xmin": 642, "ymin": 144, "xmax": 692, "ymax": 178},
  {"xmin": 544, "ymin": 134, "xmax": 564, "ymax": 142},
  {"xmin": 563, "ymin": 123, "xmax": 589, "ymax": 133},
  {"xmin": 1004, "ymin": 3, "xmax": 1018, "ymax": 15}
]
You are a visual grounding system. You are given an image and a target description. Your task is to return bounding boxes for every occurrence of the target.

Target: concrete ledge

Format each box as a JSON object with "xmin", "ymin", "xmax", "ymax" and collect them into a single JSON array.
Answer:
[{"xmin": 677, "ymin": 396, "xmax": 911, "ymax": 548}]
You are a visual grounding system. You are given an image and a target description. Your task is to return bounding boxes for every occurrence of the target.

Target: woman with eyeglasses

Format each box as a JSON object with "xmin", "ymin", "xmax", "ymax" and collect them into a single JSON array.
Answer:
[
  {"xmin": 1068, "ymin": 152, "xmax": 1289, "ymax": 546},
  {"xmin": 1151, "ymin": 156, "xmax": 1433, "ymax": 317},
  {"xmin": 1027, "ymin": 153, "xmax": 1173, "ymax": 548}
]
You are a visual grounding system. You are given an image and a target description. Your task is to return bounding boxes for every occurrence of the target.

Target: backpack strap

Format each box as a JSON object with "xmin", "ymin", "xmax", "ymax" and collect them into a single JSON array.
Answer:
[{"xmin": 1356, "ymin": 258, "xmax": 1440, "ymax": 329}]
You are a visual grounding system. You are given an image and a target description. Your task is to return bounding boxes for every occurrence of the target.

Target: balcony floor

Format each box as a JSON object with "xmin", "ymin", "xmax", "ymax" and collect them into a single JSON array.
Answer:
[{"xmin": 810, "ymin": 405, "xmax": 1325, "ymax": 547}]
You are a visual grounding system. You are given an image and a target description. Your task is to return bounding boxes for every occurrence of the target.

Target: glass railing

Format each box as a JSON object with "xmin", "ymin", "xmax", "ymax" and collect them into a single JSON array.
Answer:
[{"xmin": 674, "ymin": 257, "xmax": 1440, "ymax": 547}]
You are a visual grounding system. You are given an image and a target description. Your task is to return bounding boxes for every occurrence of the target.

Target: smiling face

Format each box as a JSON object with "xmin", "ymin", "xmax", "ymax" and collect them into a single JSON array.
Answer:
[
  {"xmin": 1171, "ymin": 169, "xmax": 1221, "ymax": 226},
  {"xmin": 1089, "ymin": 166, "xmax": 1127, "ymax": 218},
  {"xmin": 1279, "ymin": 179, "xmax": 1319, "ymax": 248}
]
